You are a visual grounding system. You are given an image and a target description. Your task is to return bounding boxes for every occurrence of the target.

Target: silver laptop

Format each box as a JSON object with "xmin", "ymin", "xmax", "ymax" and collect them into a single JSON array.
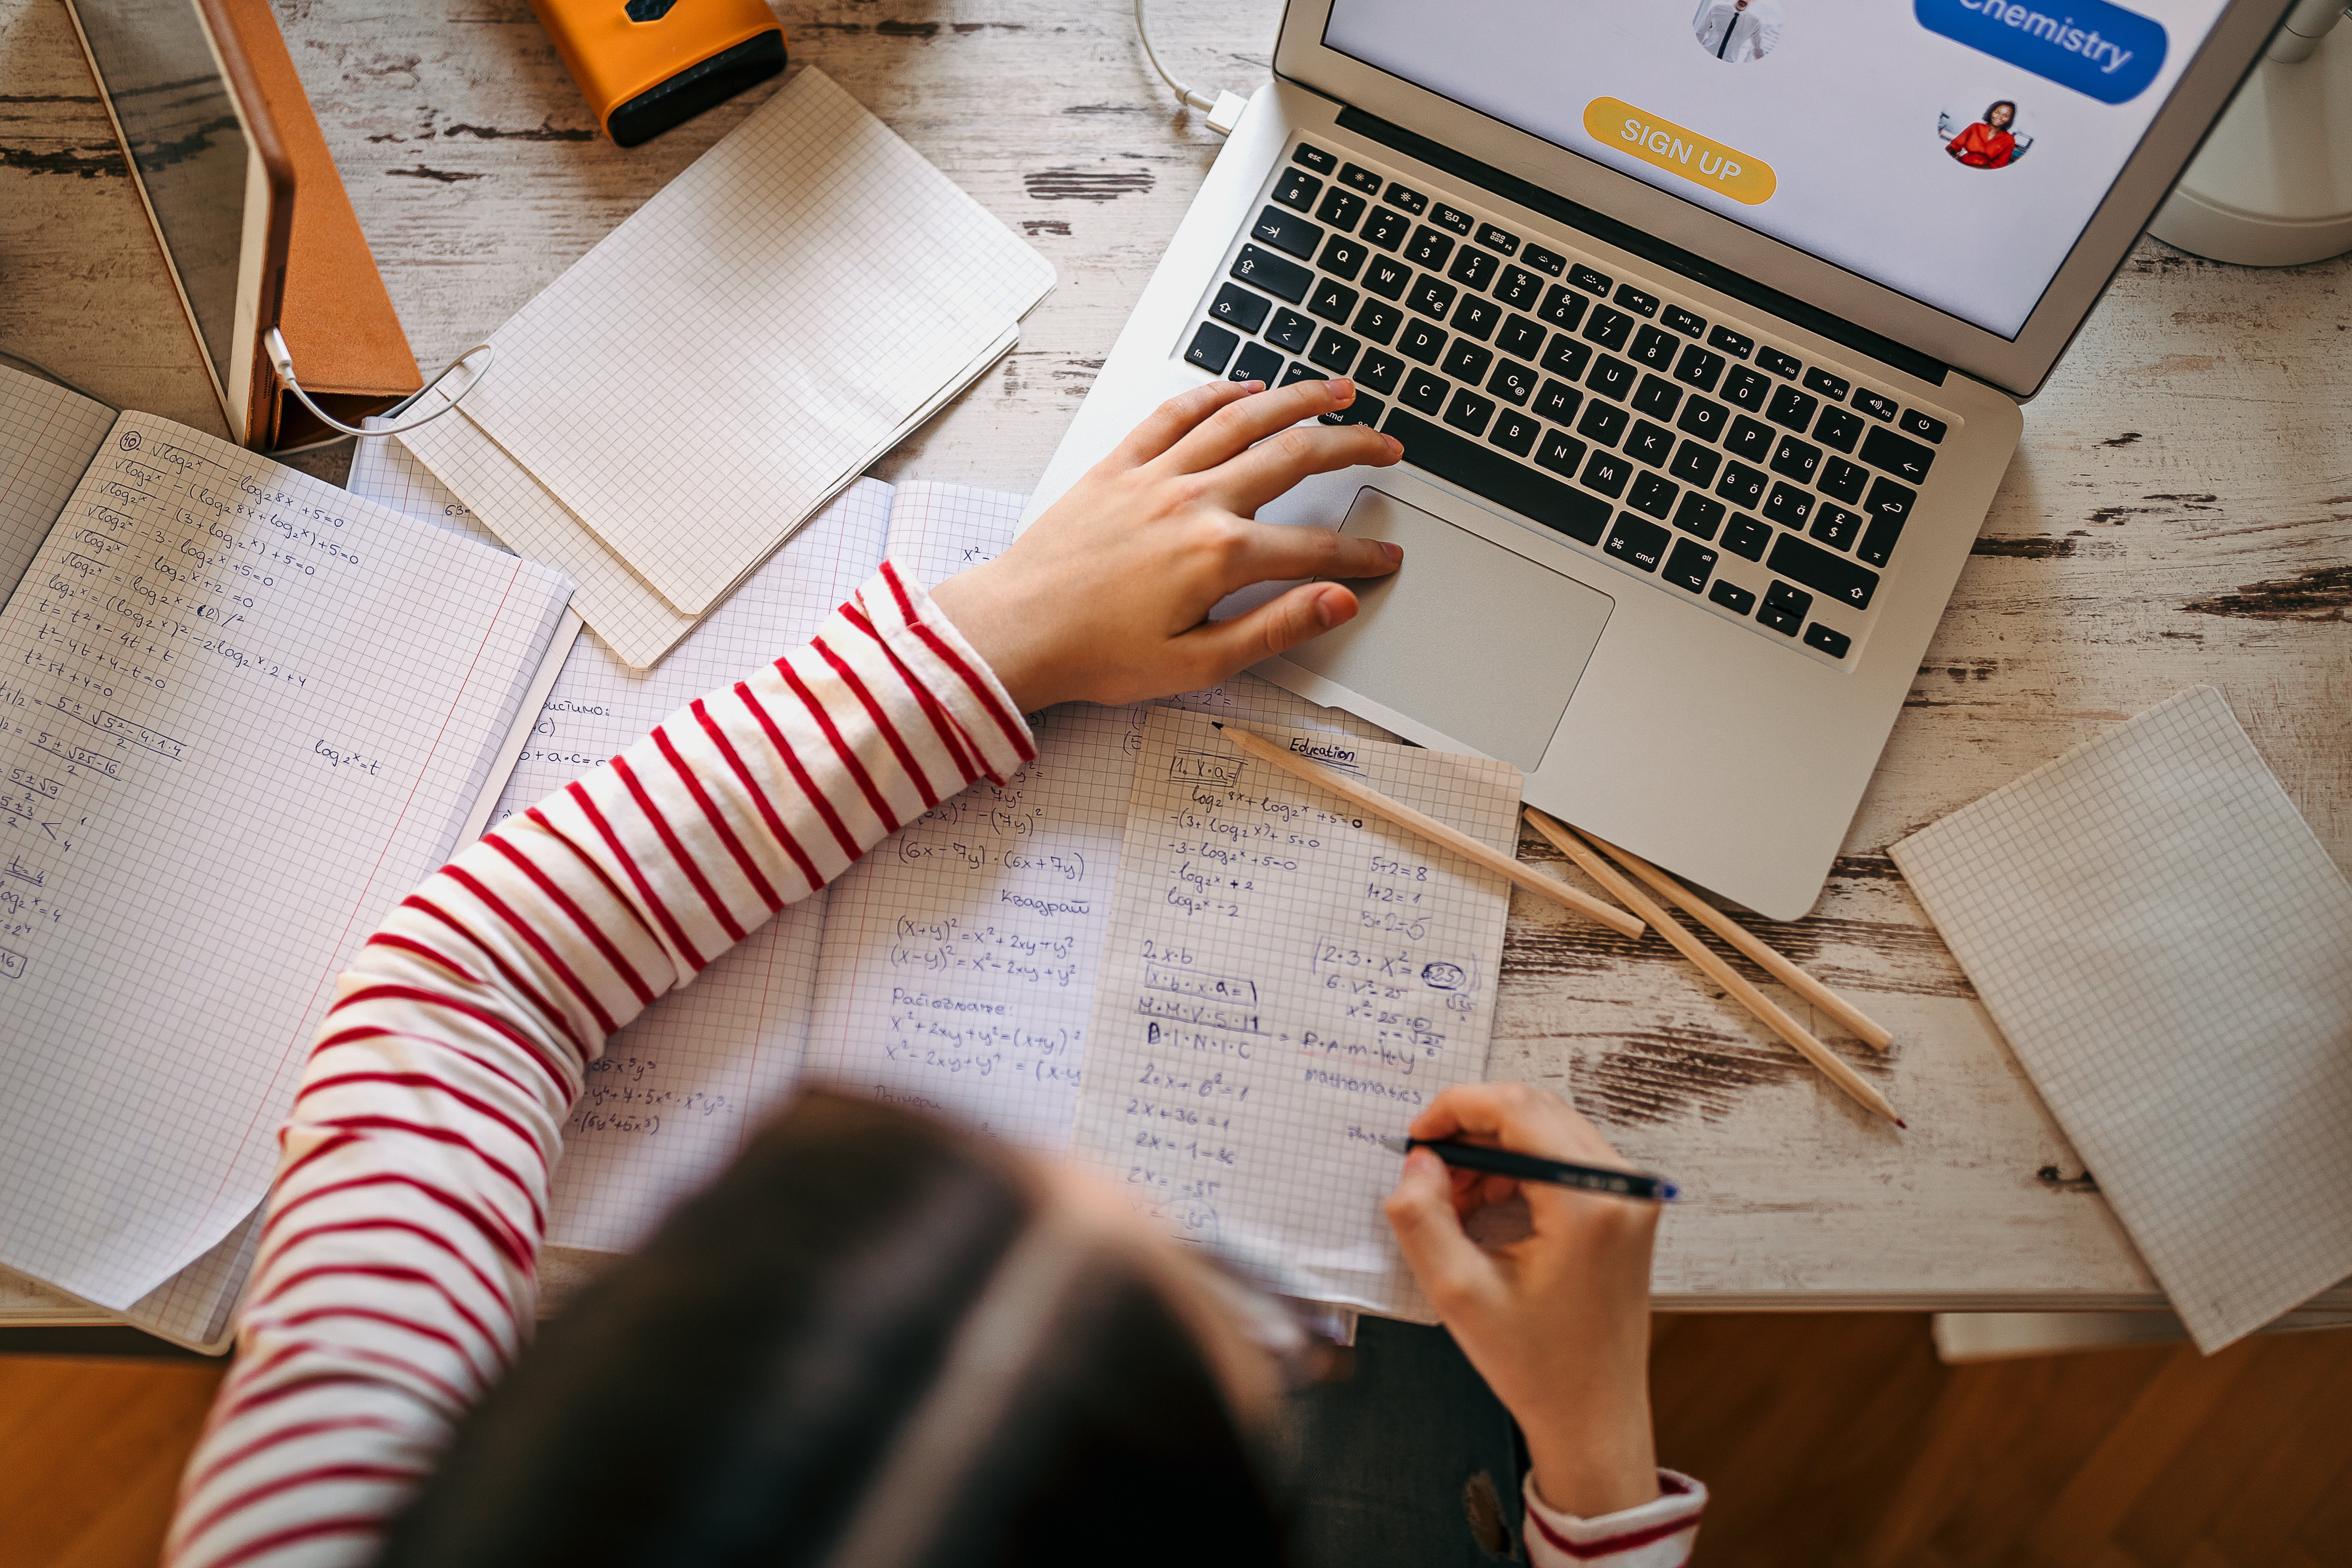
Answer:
[{"xmin": 1024, "ymin": 0, "xmax": 2289, "ymax": 919}]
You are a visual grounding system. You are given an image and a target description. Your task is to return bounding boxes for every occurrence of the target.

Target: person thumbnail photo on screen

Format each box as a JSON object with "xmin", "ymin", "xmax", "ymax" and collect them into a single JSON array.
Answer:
[
  {"xmin": 1691, "ymin": 0, "xmax": 1782, "ymax": 63},
  {"xmin": 1939, "ymin": 97, "xmax": 2035, "ymax": 169}
]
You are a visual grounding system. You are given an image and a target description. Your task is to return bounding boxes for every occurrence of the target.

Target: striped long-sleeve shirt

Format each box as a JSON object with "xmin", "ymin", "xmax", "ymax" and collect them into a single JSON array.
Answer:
[{"xmin": 164, "ymin": 566, "xmax": 1704, "ymax": 1568}]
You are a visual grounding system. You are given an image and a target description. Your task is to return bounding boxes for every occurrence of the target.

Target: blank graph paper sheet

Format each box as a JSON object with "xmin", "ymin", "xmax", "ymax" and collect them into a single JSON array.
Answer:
[
  {"xmin": 1890, "ymin": 686, "xmax": 2352, "ymax": 1352},
  {"xmin": 1072, "ymin": 708, "xmax": 1520, "ymax": 1320}
]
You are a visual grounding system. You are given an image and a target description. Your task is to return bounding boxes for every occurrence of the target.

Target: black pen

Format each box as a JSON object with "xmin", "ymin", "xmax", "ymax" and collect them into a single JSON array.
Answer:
[{"xmin": 1379, "ymin": 1136, "xmax": 1679, "ymax": 1203}]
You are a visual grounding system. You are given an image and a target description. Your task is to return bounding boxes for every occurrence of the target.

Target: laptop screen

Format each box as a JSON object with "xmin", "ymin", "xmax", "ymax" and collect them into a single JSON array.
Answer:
[{"xmin": 1322, "ymin": 0, "xmax": 2232, "ymax": 340}]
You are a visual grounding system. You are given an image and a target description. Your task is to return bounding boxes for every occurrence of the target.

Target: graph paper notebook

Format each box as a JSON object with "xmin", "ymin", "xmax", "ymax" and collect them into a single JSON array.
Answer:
[
  {"xmin": 1889, "ymin": 686, "xmax": 2352, "ymax": 1353},
  {"xmin": 0, "ymin": 368, "xmax": 574, "ymax": 1348},
  {"xmin": 440, "ymin": 64, "xmax": 1053, "ymax": 620}
]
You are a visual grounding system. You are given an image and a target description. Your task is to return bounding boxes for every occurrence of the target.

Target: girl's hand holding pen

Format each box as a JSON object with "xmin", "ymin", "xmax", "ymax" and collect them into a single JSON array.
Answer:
[{"xmin": 1384, "ymin": 1082, "xmax": 1663, "ymax": 1522}]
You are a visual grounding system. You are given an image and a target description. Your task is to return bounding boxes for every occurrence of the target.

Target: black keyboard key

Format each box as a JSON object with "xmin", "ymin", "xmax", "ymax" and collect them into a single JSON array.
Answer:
[
  {"xmin": 1723, "ymin": 514, "xmax": 1770, "ymax": 560},
  {"xmin": 1448, "ymin": 246, "xmax": 1499, "ymax": 292},
  {"xmin": 1820, "ymin": 455, "xmax": 1868, "ymax": 504},
  {"xmin": 1664, "ymin": 537, "xmax": 1717, "ymax": 594},
  {"xmin": 1497, "ymin": 313, "xmax": 1547, "ymax": 359},
  {"xmin": 1442, "ymin": 340, "xmax": 1494, "ymax": 385},
  {"xmin": 1716, "ymin": 462, "xmax": 1766, "ymax": 510},
  {"xmin": 1759, "ymin": 601, "xmax": 1803, "ymax": 637},
  {"xmin": 1768, "ymin": 533, "xmax": 1880, "ymax": 610},
  {"xmin": 1534, "ymin": 378, "xmax": 1581, "ymax": 425},
  {"xmin": 1803, "ymin": 367, "xmax": 1850, "ymax": 401},
  {"xmin": 1606, "ymin": 512, "xmax": 1670, "ymax": 570},
  {"xmin": 1231, "ymin": 244, "xmax": 1311, "ymax": 303},
  {"xmin": 1406, "ymin": 226, "xmax": 1455, "ymax": 270},
  {"xmin": 1352, "ymin": 299, "xmax": 1402, "ymax": 345},
  {"xmin": 1766, "ymin": 384, "xmax": 1819, "ymax": 431},
  {"xmin": 1582, "ymin": 305, "xmax": 1634, "ymax": 352},
  {"xmin": 1496, "ymin": 266, "xmax": 1544, "ymax": 311},
  {"xmin": 1632, "ymin": 374, "xmax": 1682, "ymax": 421},
  {"xmin": 1535, "ymin": 426, "xmax": 1587, "ymax": 479},
  {"xmin": 1339, "ymin": 162, "xmax": 1382, "ymax": 194},
  {"xmin": 1669, "ymin": 440, "xmax": 1720, "ymax": 488},
  {"xmin": 1489, "ymin": 407, "xmax": 1540, "ymax": 456},
  {"xmin": 1708, "ymin": 578, "xmax": 1756, "ymax": 614},
  {"xmin": 1308, "ymin": 278, "xmax": 1359, "ymax": 323},
  {"xmin": 1763, "ymin": 481, "xmax": 1814, "ymax": 530},
  {"xmin": 1398, "ymin": 317, "xmax": 1447, "ymax": 364},
  {"xmin": 1475, "ymin": 222, "xmax": 1519, "ymax": 255},
  {"xmin": 1672, "ymin": 344, "xmax": 1726, "ymax": 394},
  {"xmin": 1757, "ymin": 346, "xmax": 1802, "ymax": 379},
  {"xmin": 1540, "ymin": 334, "xmax": 1592, "ymax": 381},
  {"xmin": 1451, "ymin": 296, "xmax": 1501, "ymax": 341},
  {"xmin": 1280, "ymin": 361, "xmax": 1327, "ymax": 386},
  {"xmin": 1581, "ymin": 449, "xmax": 1633, "ymax": 498},
  {"xmin": 1400, "ymin": 368, "xmax": 1447, "ymax": 414},
  {"xmin": 1811, "ymin": 504, "xmax": 1864, "ymax": 550},
  {"xmin": 1726, "ymin": 416, "xmax": 1774, "ymax": 462},
  {"xmin": 1586, "ymin": 355, "xmax": 1636, "ymax": 403},
  {"xmin": 1316, "ymin": 187, "xmax": 1366, "ymax": 231},
  {"xmin": 1273, "ymin": 168, "xmax": 1321, "ymax": 211},
  {"xmin": 1432, "ymin": 203, "xmax": 1474, "ymax": 236},
  {"xmin": 1318, "ymin": 235, "xmax": 1369, "ymax": 282},
  {"xmin": 1860, "ymin": 425, "xmax": 1936, "ymax": 484},
  {"xmin": 1765, "ymin": 580, "xmax": 1812, "ymax": 617},
  {"xmin": 1854, "ymin": 390, "xmax": 1898, "ymax": 422},
  {"xmin": 1488, "ymin": 358, "xmax": 1538, "ymax": 406},
  {"xmin": 1723, "ymin": 366, "xmax": 1771, "ymax": 412},
  {"xmin": 1408, "ymin": 274, "xmax": 1458, "ymax": 320},
  {"xmin": 1803, "ymin": 623, "xmax": 1851, "ymax": 658},
  {"xmin": 1522, "ymin": 243, "xmax": 1567, "ymax": 276},
  {"xmin": 1230, "ymin": 340, "xmax": 1283, "ymax": 384},
  {"xmin": 1253, "ymin": 205, "xmax": 1323, "ymax": 259},
  {"xmin": 1614, "ymin": 285, "xmax": 1659, "ymax": 317},
  {"xmin": 1577, "ymin": 400, "xmax": 1629, "ymax": 448},
  {"xmin": 1863, "ymin": 474, "xmax": 1917, "ymax": 526},
  {"xmin": 1628, "ymin": 471, "xmax": 1678, "ymax": 520},
  {"xmin": 1708, "ymin": 324, "xmax": 1755, "ymax": 359},
  {"xmin": 1293, "ymin": 143, "xmax": 1337, "ymax": 173},
  {"xmin": 1538, "ymin": 285, "xmax": 1589, "ymax": 332},
  {"xmin": 1309, "ymin": 327, "xmax": 1360, "ymax": 374},
  {"xmin": 1898, "ymin": 408, "xmax": 1948, "ymax": 443},
  {"xmin": 1630, "ymin": 325, "xmax": 1678, "ymax": 372},
  {"xmin": 1444, "ymin": 386, "xmax": 1497, "ymax": 436},
  {"xmin": 1384, "ymin": 408, "xmax": 1610, "ymax": 545},
  {"xmin": 1676, "ymin": 395, "xmax": 1728, "ymax": 443},
  {"xmin": 1185, "ymin": 321, "xmax": 1239, "ymax": 374},
  {"xmin": 1769, "ymin": 435, "xmax": 1822, "ymax": 486},
  {"xmin": 1568, "ymin": 263, "xmax": 1612, "ymax": 296},
  {"xmin": 1363, "ymin": 255, "xmax": 1411, "ymax": 299},
  {"xmin": 1208, "ymin": 282, "xmax": 1269, "ymax": 334},
  {"xmin": 1857, "ymin": 509, "xmax": 1904, "ymax": 568},
  {"xmin": 1627, "ymin": 419, "xmax": 1674, "ymax": 468},
  {"xmin": 1814, "ymin": 406, "xmax": 1863, "ymax": 454},
  {"xmin": 1266, "ymin": 308, "xmax": 1314, "ymax": 353},
  {"xmin": 1361, "ymin": 206, "xmax": 1411, "ymax": 251},
  {"xmin": 1382, "ymin": 182, "xmax": 1427, "ymax": 214},
  {"xmin": 1675, "ymin": 492, "xmax": 1726, "ymax": 539},
  {"xmin": 1355, "ymin": 348, "xmax": 1404, "ymax": 395},
  {"xmin": 1321, "ymin": 393, "xmax": 1384, "ymax": 427}
]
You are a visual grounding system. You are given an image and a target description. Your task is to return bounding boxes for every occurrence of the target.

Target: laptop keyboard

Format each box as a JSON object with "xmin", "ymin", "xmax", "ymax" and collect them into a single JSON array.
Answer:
[{"xmin": 1180, "ymin": 139, "xmax": 1960, "ymax": 667}]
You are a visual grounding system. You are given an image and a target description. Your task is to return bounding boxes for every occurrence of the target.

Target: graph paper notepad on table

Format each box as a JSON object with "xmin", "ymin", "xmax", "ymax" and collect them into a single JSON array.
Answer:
[
  {"xmin": 1889, "ymin": 686, "xmax": 2352, "ymax": 1352},
  {"xmin": 449, "ymin": 64, "xmax": 1053, "ymax": 619},
  {"xmin": 1069, "ymin": 708, "xmax": 1521, "ymax": 1321}
]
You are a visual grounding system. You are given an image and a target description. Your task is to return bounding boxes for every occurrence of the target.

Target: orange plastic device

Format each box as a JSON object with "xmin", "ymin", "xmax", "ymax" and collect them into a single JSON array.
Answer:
[{"xmin": 531, "ymin": 0, "xmax": 786, "ymax": 147}]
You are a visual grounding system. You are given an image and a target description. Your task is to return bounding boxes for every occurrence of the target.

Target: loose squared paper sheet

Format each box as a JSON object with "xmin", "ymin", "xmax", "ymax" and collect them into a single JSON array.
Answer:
[
  {"xmin": 456, "ymin": 66, "xmax": 1053, "ymax": 615},
  {"xmin": 1070, "ymin": 709, "xmax": 1521, "ymax": 1320},
  {"xmin": 0, "ymin": 413, "xmax": 572, "ymax": 1307},
  {"xmin": 0, "ymin": 366, "xmax": 115, "ymax": 600},
  {"xmin": 1890, "ymin": 686, "xmax": 2352, "ymax": 1352}
]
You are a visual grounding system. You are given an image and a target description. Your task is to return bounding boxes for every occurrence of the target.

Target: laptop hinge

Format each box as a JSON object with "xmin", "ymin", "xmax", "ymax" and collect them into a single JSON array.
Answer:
[{"xmin": 1336, "ymin": 106, "xmax": 1950, "ymax": 387}]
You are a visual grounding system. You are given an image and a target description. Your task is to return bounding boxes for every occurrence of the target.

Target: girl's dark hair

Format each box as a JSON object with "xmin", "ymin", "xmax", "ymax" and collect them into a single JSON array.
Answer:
[
  {"xmin": 1987, "ymin": 99, "xmax": 2018, "ymax": 123},
  {"xmin": 378, "ymin": 1092, "xmax": 1285, "ymax": 1568}
]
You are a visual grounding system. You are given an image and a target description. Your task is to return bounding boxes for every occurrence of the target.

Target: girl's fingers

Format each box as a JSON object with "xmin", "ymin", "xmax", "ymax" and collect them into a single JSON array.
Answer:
[
  {"xmin": 1213, "ymin": 516, "xmax": 1400, "ymax": 596},
  {"xmin": 1106, "ymin": 378, "xmax": 1264, "ymax": 470},
  {"xmin": 1196, "ymin": 421, "xmax": 1402, "ymax": 518},
  {"xmin": 1159, "ymin": 377, "xmax": 1365, "ymax": 473}
]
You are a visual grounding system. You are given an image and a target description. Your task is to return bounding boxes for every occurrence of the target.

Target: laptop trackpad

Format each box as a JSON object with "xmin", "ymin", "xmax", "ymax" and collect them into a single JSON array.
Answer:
[{"xmin": 1287, "ymin": 489, "xmax": 1612, "ymax": 773}]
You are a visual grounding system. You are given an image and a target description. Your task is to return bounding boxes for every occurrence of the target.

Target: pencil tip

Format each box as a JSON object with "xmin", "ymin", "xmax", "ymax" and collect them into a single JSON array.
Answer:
[
  {"xmin": 1895, "ymin": 1119, "xmax": 1908, "ymax": 1129},
  {"xmin": 1209, "ymin": 721, "xmax": 1224, "ymax": 729}
]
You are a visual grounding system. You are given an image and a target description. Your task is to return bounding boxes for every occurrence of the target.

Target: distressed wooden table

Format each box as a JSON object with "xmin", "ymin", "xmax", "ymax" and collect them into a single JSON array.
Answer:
[{"xmin": 3, "ymin": 0, "xmax": 2347, "ymax": 1321}]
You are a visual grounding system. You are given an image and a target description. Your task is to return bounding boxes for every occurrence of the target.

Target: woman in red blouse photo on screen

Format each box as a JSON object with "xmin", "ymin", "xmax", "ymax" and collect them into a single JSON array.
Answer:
[{"xmin": 1947, "ymin": 100, "xmax": 2021, "ymax": 169}]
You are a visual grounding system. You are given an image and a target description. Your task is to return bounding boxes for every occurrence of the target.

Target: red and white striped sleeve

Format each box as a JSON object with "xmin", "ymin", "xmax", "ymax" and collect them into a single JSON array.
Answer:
[
  {"xmin": 1522, "ymin": 1471, "xmax": 1706, "ymax": 1567},
  {"xmin": 164, "ymin": 565, "xmax": 1033, "ymax": 1568}
]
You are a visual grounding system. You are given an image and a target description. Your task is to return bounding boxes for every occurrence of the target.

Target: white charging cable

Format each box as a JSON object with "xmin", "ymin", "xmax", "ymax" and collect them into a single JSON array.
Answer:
[
  {"xmin": 1135, "ymin": 0, "xmax": 1248, "ymax": 134},
  {"xmin": 262, "ymin": 326, "xmax": 493, "ymax": 442}
]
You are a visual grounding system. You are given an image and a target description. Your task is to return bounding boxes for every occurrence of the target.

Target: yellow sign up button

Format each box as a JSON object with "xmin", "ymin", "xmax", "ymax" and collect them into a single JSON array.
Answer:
[{"xmin": 1583, "ymin": 98, "xmax": 1774, "ymax": 206}]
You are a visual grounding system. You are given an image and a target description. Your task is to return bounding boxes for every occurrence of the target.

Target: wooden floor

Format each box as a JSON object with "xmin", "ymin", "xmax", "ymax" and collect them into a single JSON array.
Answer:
[{"xmin": 3, "ymin": 1315, "xmax": 2345, "ymax": 1568}]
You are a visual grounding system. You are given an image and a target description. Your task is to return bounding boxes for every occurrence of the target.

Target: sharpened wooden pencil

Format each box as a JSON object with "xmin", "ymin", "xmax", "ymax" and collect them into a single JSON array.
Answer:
[{"xmin": 1209, "ymin": 723, "xmax": 1646, "ymax": 940}]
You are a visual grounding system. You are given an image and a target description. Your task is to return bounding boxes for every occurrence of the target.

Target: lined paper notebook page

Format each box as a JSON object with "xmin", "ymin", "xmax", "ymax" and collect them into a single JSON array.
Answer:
[
  {"xmin": 0, "ymin": 366, "xmax": 115, "ymax": 598},
  {"xmin": 1071, "ymin": 708, "xmax": 1520, "ymax": 1320},
  {"xmin": 0, "ymin": 414, "xmax": 570, "ymax": 1307},
  {"xmin": 456, "ymin": 65, "xmax": 1053, "ymax": 615},
  {"xmin": 1889, "ymin": 686, "xmax": 2352, "ymax": 1352}
]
